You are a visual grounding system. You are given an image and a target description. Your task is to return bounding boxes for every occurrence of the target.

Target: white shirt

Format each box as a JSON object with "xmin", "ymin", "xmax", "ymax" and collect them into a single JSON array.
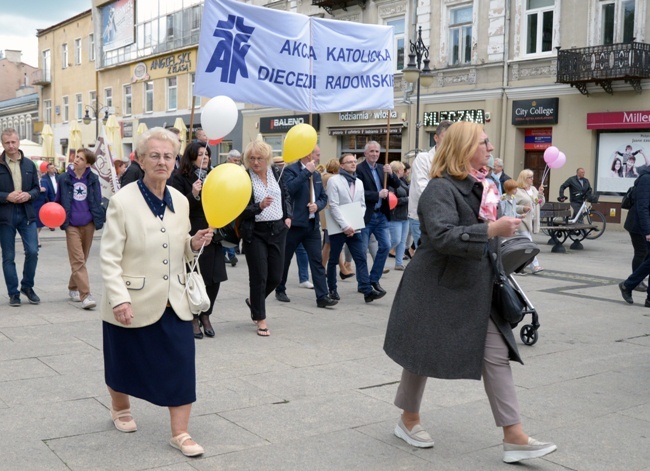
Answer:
[{"xmin": 407, "ymin": 146, "xmax": 436, "ymax": 220}]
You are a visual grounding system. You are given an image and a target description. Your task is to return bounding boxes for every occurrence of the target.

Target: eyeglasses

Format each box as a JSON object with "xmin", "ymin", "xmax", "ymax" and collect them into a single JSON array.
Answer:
[
  {"xmin": 341, "ymin": 160, "xmax": 357, "ymax": 165},
  {"xmin": 479, "ymin": 138, "xmax": 490, "ymax": 147}
]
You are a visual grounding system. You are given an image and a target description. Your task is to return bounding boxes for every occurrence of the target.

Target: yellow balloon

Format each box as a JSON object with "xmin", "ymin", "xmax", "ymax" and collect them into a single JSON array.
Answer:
[
  {"xmin": 201, "ymin": 163, "xmax": 252, "ymax": 228},
  {"xmin": 283, "ymin": 123, "xmax": 317, "ymax": 163}
]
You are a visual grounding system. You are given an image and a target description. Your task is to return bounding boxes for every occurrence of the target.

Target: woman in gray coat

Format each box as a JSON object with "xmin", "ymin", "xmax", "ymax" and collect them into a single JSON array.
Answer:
[{"xmin": 383, "ymin": 122, "xmax": 556, "ymax": 464}]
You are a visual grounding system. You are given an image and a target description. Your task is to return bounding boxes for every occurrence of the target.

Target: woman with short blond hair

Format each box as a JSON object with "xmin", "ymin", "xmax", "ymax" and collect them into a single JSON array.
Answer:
[{"xmin": 514, "ymin": 169, "xmax": 545, "ymax": 273}]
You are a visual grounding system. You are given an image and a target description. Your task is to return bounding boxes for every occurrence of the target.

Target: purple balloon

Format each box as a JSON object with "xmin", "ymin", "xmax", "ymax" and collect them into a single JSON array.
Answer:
[
  {"xmin": 548, "ymin": 152, "xmax": 566, "ymax": 169},
  {"xmin": 543, "ymin": 146, "xmax": 560, "ymax": 164}
]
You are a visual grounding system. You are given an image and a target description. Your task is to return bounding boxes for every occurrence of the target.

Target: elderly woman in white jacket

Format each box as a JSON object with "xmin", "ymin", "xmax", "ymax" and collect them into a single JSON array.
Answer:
[{"xmin": 514, "ymin": 169, "xmax": 545, "ymax": 273}]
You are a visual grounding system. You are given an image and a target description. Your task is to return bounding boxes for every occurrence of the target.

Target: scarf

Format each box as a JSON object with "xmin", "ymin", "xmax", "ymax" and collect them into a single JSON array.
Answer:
[
  {"xmin": 469, "ymin": 166, "xmax": 500, "ymax": 222},
  {"xmin": 339, "ymin": 169, "xmax": 357, "ymax": 186}
]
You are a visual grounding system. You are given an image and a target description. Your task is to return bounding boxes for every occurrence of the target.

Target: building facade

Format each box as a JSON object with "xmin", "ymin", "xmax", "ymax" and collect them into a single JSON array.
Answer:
[{"xmin": 33, "ymin": 0, "xmax": 650, "ymax": 225}]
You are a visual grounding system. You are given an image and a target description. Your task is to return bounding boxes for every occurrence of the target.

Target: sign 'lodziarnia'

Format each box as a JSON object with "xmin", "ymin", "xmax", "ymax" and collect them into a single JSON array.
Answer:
[{"xmin": 195, "ymin": 0, "xmax": 395, "ymax": 113}]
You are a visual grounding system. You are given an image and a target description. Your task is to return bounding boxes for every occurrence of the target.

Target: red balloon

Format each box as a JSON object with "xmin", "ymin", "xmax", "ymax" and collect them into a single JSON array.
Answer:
[
  {"xmin": 39, "ymin": 161, "xmax": 49, "ymax": 173},
  {"xmin": 208, "ymin": 138, "xmax": 223, "ymax": 145},
  {"xmin": 388, "ymin": 192, "xmax": 398, "ymax": 210},
  {"xmin": 39, "ymin": 202, "xmax": 66, "ymax": 229}
]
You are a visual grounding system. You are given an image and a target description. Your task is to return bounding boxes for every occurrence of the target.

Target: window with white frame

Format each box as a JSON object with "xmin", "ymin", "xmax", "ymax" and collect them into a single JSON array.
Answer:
[
  {"xmin": 145, "ymin": 81, "xmax": 154, "ymax": 113},
  {"xmin": 104, "ymin": 88, "xmax": 113, "ymax": 110},
  {"xmin": 89, "ymin": 91, "xmax": 97, "ymax": 118},
  {"xmin": 42, "ymin": 49, "xmax": 51, "ymax": 82},
  {"xmin": 62, "ymin": 43, "xmax": 68, "ymax": 69},
  {"xmin": 524, "ymin": 0, "xmax": 555, "ymax": 55},
  {"xmin": 386, "ymin": 17, "xmax": 405, "ymax": 72},
  {"xmin": 167, "ymin": 77, "xmax": 177, "ymax": 111},
  {"xmin": 76, "ymin": 94, "xmax": 83, "ymax": 121},
  {"xmin": 124, "ymin": 84, "xmax": 132, "ymax": 116},
  {"xmin": 63, "ymin": 96, "xmax": 69, "ymax": 123},
  {"xmin": 74, "ymin": 38, "xmax": 82, "ymax": 64},
  {"xmin": 190, "ymin": 73, "xmax": 200, "ymax": 108},
  {"xmin": 89, "ymin": 33, "xmax": 95, "ymax": 61},
  {"xmin": 449, "ymin": 5, "xmax": 473, "ymax": 65},
  {"xmin": 600, "ymin": 0, "xmax": 635, "ymax": 45}
]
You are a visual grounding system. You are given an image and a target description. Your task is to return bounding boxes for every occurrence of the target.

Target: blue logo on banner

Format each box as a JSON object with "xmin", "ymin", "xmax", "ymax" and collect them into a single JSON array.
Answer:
[{"xmin": 206, "ymin": 15, "xmax": 255, "ymax": 84}]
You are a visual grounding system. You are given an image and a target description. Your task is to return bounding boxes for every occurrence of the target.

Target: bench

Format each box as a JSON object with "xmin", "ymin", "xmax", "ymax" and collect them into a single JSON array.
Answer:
[{"xmin": 538, "ymin": 202, "xmax": 598, "ymax": 253}]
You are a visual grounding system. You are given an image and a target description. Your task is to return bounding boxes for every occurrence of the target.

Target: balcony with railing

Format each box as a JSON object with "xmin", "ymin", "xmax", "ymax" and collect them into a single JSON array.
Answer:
[
  {"xmin": 556, "ymin": 42, "xmax": 650, "ymax": 95},
  {"xmin": 311, "ymin": 0, "xmax": 366, "ymax": 15},
  {"xmin": 30, "ymin": 69, "xmax": 51, "ymax": 86}
]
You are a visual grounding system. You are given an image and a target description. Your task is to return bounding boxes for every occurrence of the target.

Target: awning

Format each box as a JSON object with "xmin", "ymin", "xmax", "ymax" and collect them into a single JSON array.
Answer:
[{"xmin": 328, "ymin": 124, "xmax": 403, "ymax": 136}]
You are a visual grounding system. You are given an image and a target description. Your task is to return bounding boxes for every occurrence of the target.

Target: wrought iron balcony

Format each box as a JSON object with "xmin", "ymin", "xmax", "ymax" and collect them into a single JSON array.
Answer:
[
  {"xmin": 30, "ymin": 69, "xmax": 51, "ymax": 86},
  {"xmin": 556, "ymin": 42, "xmax": 650, "ymax": 95},
  {"xmin": 312, "ymin": 0, "xmax": 366, "ymax": 15}
]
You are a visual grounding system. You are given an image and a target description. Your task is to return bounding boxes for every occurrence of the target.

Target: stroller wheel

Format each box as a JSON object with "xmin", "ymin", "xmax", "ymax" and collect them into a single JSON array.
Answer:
[{"xmin": 520, "ymin": 324, "xmax": 538, "ymax": 346}]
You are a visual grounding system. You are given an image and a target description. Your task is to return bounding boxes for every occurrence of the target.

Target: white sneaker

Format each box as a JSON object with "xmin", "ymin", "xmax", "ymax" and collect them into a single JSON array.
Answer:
[
  {"xmin": 81, "ymin": 295, "xmax": 97, "ymax": 310},
  {"xmin": 69, "ymin": 290, "xmax": 81, "ymax": 302},
  {"xmin": 503, "ymin": 437, "xmax": 557, "ymax": 463},
  {"xmin": 298, "ymin": 280, "xmax": 314, "ymax": 289}
]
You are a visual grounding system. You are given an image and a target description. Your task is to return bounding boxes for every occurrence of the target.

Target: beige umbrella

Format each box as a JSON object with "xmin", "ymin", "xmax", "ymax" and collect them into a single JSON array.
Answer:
[
  {"xmin": 136, "ymin": 122, "xmax": 148, "ymax": 137},
  {"xmin": 105, "ymin": 115, "xmax": 123, "ymax": 161},
  {"xmin": 41, "ymin": 124, "xmax": 55, "ymax": 158},
  {"xmin": 69, "ymin": 121, "xmax": 82, "ymax": 152},
  {"xmin": 173, "ymin": 117, "xmax": 187, "ymax": 154}
]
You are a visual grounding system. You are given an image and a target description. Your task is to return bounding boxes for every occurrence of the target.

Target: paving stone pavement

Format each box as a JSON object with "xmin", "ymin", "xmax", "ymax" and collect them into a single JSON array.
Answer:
[{"xmin": 0, "ymin": 228, "xmax": 649, "ymax": 470}]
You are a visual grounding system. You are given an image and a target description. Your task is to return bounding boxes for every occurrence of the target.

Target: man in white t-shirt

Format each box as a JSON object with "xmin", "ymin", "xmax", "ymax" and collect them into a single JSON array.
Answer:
[{"xmin": 407, "ymin": 120, "xmax": 452, "ymax": 248}]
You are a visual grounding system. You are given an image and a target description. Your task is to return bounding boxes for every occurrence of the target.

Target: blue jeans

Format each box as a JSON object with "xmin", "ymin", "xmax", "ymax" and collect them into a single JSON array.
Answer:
[
  {"xmin": 222, "ymin": 246, "xmax": 236, "ymax": 259},
  {"xmin": 0, "ymin": 207, "xmax": 39, "ymax": 296},
  {"xmin": 361, "ymin": 212, "xmax": 391, "ymax": 284},
  {"xmin": 624, "ymin": 239, "xmax": 650, "ymax": 297},
  {"xmin": 296, "ymin": 243, "xmax": 309, "ymax": 283},
  {"xmin": 389, "ymin": 219, "xmax": 409, "ymax": 267},
  {"xmin": 409, "ymin": 218, "xmax": 421, "ymax": 248},
  {"xmin": 327, "ymin": 232, "xmax": 371, "ymax": 295}
]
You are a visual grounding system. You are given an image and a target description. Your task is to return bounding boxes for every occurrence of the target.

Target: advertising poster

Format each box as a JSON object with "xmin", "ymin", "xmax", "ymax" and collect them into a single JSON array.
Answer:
[
  {"xmin": 597, "ymin": 132, "xmax": 650, "ymax": 193},
  {"xmin": 101, "ymin": 0, "xmax": 135, "ymax": 52}
]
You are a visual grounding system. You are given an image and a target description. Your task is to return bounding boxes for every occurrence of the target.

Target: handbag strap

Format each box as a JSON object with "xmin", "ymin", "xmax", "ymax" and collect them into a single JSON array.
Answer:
[
  {"xmin": 185, "ymin": 241, "xmax": 205, "ymax": 276},
  {"xmin": 487, "ymin": 245, "xmax": 505, "ymax": 281}
]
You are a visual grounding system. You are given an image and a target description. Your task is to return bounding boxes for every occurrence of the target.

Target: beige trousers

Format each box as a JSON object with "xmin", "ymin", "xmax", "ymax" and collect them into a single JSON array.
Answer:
[
  {"xmin": 394, "ymin": 317, "xmax": 521, "ymax": 427},
  {"xmin": 65, "ymin": 223, "xmax": 96, "ymax": 301}
]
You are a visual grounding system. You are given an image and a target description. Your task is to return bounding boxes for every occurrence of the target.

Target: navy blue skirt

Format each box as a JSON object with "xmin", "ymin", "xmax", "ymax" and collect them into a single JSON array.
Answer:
[{"xmin": 103, "ymin": 307, "xmax": 196, "ymax": 407}]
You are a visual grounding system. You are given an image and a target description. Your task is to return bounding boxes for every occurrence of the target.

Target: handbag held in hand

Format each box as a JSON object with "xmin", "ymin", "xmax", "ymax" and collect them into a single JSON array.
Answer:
[{"xmin": 184, "ymin": 244, "xmax": 210, "ymax": 314}]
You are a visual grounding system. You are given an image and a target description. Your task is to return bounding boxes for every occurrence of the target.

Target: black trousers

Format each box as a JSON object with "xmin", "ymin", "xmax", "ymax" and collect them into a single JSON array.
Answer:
[
  {"xmin": 276, "ymin": 219, "xmax": 328, "ymax": 300},
  {"xmin": 243, "ymin": 221, "xmax": 287, "ymax": 321},
  {"xmin": 629, "ymin": 231, "xmax": 649, "ymax": 288}
]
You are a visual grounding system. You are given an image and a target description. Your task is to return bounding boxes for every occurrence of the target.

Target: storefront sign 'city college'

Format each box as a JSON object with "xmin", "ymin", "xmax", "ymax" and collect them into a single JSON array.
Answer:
[
  {"xmin": 512, "ymin": 98, "xmax": 559, "ymax": 126},
  {"xmin": 195, "ymin": 0, "xmax": 394, "ymax": 113},
  {"xmin": 423, "ymin": 109, "xmax": 485, "ymax": 127}
]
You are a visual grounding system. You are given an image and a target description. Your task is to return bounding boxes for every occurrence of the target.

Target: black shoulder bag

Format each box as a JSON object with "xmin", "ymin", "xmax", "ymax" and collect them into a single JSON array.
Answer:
[{"xmin": 489, "ymin": 250, "xmax": 526, "ymax": 325}]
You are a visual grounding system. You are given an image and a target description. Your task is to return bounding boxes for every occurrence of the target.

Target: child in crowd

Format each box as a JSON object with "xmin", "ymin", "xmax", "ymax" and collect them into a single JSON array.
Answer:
[{"xmin": 500, "ymin": 179, "xmax": 519, "ymax": 218}]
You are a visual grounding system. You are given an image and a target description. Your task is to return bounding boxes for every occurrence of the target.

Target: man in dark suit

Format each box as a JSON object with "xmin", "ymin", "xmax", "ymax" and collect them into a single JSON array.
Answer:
[
  {"xmin": 42, "ymin": 163, "xmax": 60, "ymax": 200},
  {"xmin": 275, "ymin": 146, "xmax": 337, "ymax": 308},
  {"xmin": 559, "ymin": 167, "xmax": 592, "ymax": 219},
  {"xmin": 355, "ymin": 141, "xmax": 400, "ymax": 293},
  {"xmin": 493, "ymin": 157, "xmax": 511, "ymax": 187}
]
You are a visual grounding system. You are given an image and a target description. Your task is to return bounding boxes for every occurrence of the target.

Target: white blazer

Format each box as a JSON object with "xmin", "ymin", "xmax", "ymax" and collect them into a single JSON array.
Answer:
[
  {"xmin": 326, "ymin": 174, "xmax": 366, "ymax": 231},
  {"xmin": 100, "ymin": 183, "xmax": 196, "ymax": 328}
]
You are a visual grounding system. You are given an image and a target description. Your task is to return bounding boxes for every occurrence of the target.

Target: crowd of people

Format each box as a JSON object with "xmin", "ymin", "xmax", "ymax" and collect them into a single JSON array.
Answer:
[{"xmin": 1, "ymin": 122, "xmax": 561, "ymax": 463}]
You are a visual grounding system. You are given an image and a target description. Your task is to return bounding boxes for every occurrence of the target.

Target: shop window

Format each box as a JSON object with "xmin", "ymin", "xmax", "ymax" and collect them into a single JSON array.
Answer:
[{"xmin": 449, "ymin": 5, "xmax": 473, "ymax": 65}]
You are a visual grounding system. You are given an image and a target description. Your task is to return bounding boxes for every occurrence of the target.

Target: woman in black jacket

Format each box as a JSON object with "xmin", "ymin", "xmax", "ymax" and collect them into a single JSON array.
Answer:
[
  {"xmin": 170, "ymin": 141, "xmax": 227, "ymax": 339},
  {"xmin": 239, "ymin": 140, "xmax": 292, "ymax": 337}
]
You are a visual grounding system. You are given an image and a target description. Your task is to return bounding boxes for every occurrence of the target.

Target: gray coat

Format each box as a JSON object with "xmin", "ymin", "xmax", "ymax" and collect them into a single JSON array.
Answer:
[{"xmin": 383, "ymin": 173, "xmax": 522, "ymax": 380}]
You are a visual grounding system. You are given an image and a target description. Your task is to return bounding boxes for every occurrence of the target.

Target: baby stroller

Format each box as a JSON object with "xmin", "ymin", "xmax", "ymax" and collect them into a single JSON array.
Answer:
[{"xmin": 500, "ymin": 236, "xmax": 541, "ymax": 346}]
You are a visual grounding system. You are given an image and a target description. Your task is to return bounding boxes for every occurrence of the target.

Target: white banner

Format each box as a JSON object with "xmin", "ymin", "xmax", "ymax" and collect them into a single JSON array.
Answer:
[
  {"xmin": 91, "ymin": 125, "xmax": 120, "ymax": 200},
  {"xmin": 195, "ymin": 0, "xmax": 395, "ymax": 112}
]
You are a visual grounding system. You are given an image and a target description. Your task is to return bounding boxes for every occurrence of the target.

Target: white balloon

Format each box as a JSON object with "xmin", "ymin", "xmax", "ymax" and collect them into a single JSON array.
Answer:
[{"xmin": 201, "ymin": 96, "xmax": 238, "ymax": 140}]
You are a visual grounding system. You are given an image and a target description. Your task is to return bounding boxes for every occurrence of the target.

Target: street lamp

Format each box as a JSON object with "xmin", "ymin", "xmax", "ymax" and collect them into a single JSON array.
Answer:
[
  {"xmin": 402, "ymin": 26, "xmax": 434, "ymax": 152},
  {"xmin": 82, "ymin": 104, "xmax": 110, "ymax": 141}
]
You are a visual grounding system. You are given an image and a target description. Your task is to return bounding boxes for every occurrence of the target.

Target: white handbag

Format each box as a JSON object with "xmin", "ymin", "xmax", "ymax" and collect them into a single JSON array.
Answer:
[{"xmin": 184, "ymin": 244, "xmax": 210, "ymax": 314}]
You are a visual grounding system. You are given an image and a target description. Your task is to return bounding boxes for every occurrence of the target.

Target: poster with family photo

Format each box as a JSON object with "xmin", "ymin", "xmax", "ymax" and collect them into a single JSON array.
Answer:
[{"xmin": 596, "ymin": 132, "xmax": 649, "ymax": 193}]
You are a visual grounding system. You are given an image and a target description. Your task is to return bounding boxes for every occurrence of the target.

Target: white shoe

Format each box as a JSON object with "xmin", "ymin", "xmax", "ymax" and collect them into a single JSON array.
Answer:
[
  {"xmin": 299, "ymin": 280, "xmax": 314, "ymax": 289},
  {"xmin": 503, "ymin": 437, "xmax": 557, "ymax": 463},
  {"xmin": 81, "ymin": 295, "xmax": 96, "ymax": 310},
  {"xmin": 394, "ymin": 418, "xmax": 434, "ymax": 448},
  {"xmin": 69, "ymin": 290, "xmax": 81, "ymax": 302}
]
